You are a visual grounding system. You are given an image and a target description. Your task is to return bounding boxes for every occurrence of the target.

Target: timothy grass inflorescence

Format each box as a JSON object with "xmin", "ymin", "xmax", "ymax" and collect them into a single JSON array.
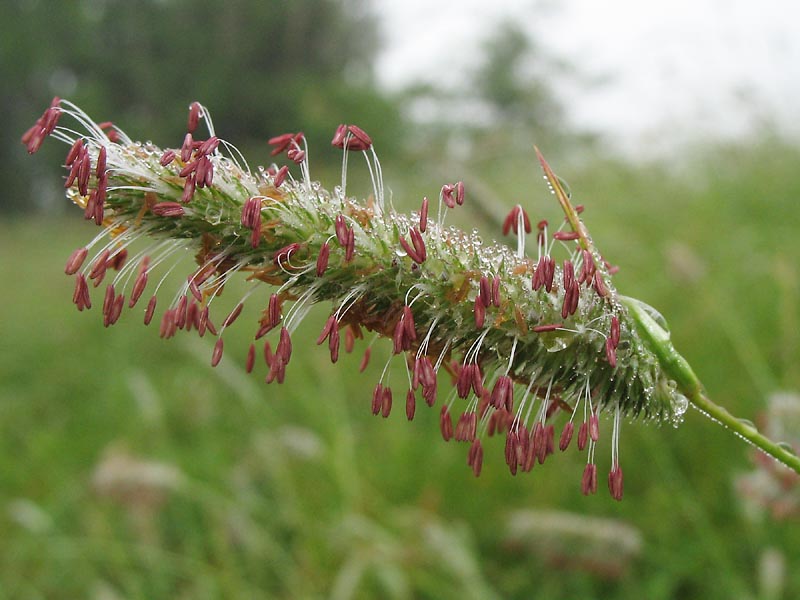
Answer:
[{"xmin": 25, "ymin": 98, "xmax": 694, "ymax": 500}]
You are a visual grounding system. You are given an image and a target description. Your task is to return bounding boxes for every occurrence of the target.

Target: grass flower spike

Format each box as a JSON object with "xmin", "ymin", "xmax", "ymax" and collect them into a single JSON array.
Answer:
[{"xmin": 25, "ymin": 99, "xmax": 800, "ymax": 501}]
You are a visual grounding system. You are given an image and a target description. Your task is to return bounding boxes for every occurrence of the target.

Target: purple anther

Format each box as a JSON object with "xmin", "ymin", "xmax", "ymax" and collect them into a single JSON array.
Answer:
[
  {"xmin": 96, "ymin": 146, "xmax": 107, "ymax": 178},
  {"xmin": 532, "ymin": 323, "xmax": 562, "ymax": 333},
  {"xmin": 143, "ymin": 296, "xmax": 157, "ymax": 325},
  {"xmin": 223, "ymin": 303, "xmax": 244, "ymax": 328},
  {"xmin": 343, "ymin": 324, "xmax": 356, "ymax": 354},
  {"xmin": 187, "ymin": 101, "xmax": 202, "ymax": 134},
  {"xmin": 263, "ymin": 340, "xmax": 273, "ymax": 367},
  {"xmin": 278, "ymin": 326, "xmax": 292, "ymax": 362},
  {"xmin": 316, "ymin": 314, "xmax": 338, "ymax": 346},
  {"xmin": 181, "ymin": 174, "xmax": 196, "ymax": 203},
  {"xmin": 605, "ymin": 338, "xmax": 617, "ymax": 368},
  {"xmin": 467, "ymin": 438, "xmax": 483, "ymax": 477},
  {"xmin": 273, "ymin": 243, "xmax": 299, "ymax": 265},
  {"xmin": 328, "ymin": 326, "xmax": 340, "ymax": 363},
  {"xmin": 544, "ymin": 257, "xmax": 556, "ymax": 292},
  {"xmin": 160, "ymin": 149, "xmax": 176, "ymax": 167},
  {"xmin": 409, "ymin": 227, "xmax": 426, "ymax": 262},
  {"xmin": 441, "ymin": 184, "xmax": 456, "ymax": 209},
  {"xmin": 455, "ymin": 181, "xmax": 465, "ymax": 205},
  {"xmin": 491, "ymin": 275, "xmax": 501, "ymax": 307},
  {"xmin": 65, "ymin": 247, "xmax": 88, "ymax": 275},
  {"xmin": 316, "ymin": 241, "xmax": 330, "ymax": 277},
  {"xmin": 553, "ymin": 231, "xmax": 579, "ymax": 241},
  {"xmin": 562, "ymin": 285, "xmax": 574, "ymax": 320},
  {"xmin": 563, "ymin": 260, "xmax": 575, "ymax": 290},
  {"xmin": 440, "ymin": 405, "xmax": 453, "ymax": 441},
  {"xmin": 181, "ymin": 133, "xmax": 194, "ymax": 162},
  {"xmin": 211, "ymin": 338, "xmax": 224, "ymax": 367},
  {"xmin": 197, "ymin": 306, "xmax": 210, "ymax": 337},
  {"xmin": 335, "ymin": 214, "xmax": 348, "ymax": 247},
  {"xmin": 347, "ymin": 124, "xmax": 372, "ymax": 148},
  {"xmin": 245, "ymin": 343, "xmax": 255, "ymax": 374},
  {"xmin": 589, "ymin": 413, "xmax": 600, "ymax": 442},
  {"xmin": 406, "ymin": 389, "xmax": 416, "ymax": 421},
  {"xmin": 381, "ymin": 386, "xmax": 392, "ymax": 418},
  {"xmin": 479, "ymin": 275, "xmax": 491, "ymax": 308},
  {"xmin": 273, "ymin": 165, "xmax": 289, "ymax": 187},
  {"xmin": 331, "ymin": 124, "xmax": 347, "ymax": 148},
  {"xmin": 399, "ymin": 235, "xmax": 422, "ymax": 264},
  {"xmin": 267, "ymin": 133, "xmax": 294, "ymax": 156},
  {"xmin": 65, "ymin": 139, "xmax": 84, "ymax": 167},
  {"xmin": 268, "ymin": 293, "xmax": 281, "ymax": 328},
  {"xmin": 371, "ymin": 383, "xmax": 383, "ymax": 415},
  {"xmin": 577, "ymin": 421, "xmax": 588, "ymax": 451},
  {"xmin": 582, "ymin": 463, "xmax": 598, "ymax": 495},
  {"xmin": 559, "ymin": 422, "xmax": 574, "ymax": 451},
  {"xmin": 359, "ymin": 347, "xmax": 371, "ymax": 373},
  {"xmin": 593, "ymin": 271, "xmax": 608, "ymax": 297},
  {"xmin": 502, "ymin": 206, "xmax": 518, "ymax": 236},
  {"xmin": 473, "ymin": 295, "xmax": 485, "ymax": 328},
  {"xmin": 198, "ymin": 136, "xmax": 219, "ymax": 156},
  {"xmin": 491, "ymin": 375, "xmax": 513, "ymax": 411},
  {"xmin": 77, "ymin": 151, "xmax": 91, "ymax": 196},
  {"xmin": 608, "ymin": 466, "xmax": 624, "ymax": 501},
  {"xmin": 286, "ymin": 147, "xmax": 305, "ymax": 164},
  {"xmin": 151, "ymin": 202, "xmax": 185, "ymax": 217}
]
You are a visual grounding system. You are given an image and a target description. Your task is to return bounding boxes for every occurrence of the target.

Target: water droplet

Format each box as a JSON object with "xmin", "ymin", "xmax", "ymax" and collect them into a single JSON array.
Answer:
[
  {"xmin": 625, "ymin": 297, "xmax": 671, "ymax": 334},
  {"xmin": 672, "ymin": 392, "xmax": 689, "ymax": 420},
  {"xmin": 737, "ymin": 418, "xmax": 756, "ymax": 431},
  {"xmin": 777, "ymin": 441, "xmax": 797, "ymax": 456},
  {"xmin": 542, "ymin": 335, "xmax": 567, "ymax": 353},
  {"xmin": 556, "ymin": 175, "xmax": 572, "ymax": 199}
]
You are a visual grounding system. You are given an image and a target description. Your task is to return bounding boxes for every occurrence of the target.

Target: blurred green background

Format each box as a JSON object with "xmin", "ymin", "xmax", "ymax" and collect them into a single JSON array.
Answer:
[{"xmin": 2, "ymin": 1, "xmax": 799, "ymax": 598}]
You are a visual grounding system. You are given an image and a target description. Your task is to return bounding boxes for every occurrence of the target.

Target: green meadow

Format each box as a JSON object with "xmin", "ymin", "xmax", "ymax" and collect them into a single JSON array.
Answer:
[{"xmin": 1, "ymin": 139, "xmax": 798, "ymax": 599}]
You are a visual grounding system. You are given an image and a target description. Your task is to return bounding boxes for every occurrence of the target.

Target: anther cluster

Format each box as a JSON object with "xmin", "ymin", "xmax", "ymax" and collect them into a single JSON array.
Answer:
[{"xmin": 26, "ymin": 99, "xmax": 691, "ymax": 500}]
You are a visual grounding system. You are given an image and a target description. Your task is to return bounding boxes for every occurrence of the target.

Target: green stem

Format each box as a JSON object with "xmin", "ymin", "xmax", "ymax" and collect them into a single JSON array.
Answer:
[
  {"xmin": 535, "ymin": 147, "xmax": 592, "ymax": 253},
  {"xmin": 621, "ymin": 295, "xmax": 800, "ymax": 475},
  {"xmin": 536, "ymin": 148, "xmax": 800, "ymax": 475},
  {"xmin": 688, "ymin": 389, "xmax": 800, "ymax": 472}
]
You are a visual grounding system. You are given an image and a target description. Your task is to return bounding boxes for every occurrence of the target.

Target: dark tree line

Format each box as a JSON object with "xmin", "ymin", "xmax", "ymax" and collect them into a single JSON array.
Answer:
[
  {"xmin": 6, "ymin": 2, "xmax": 576, "ymax": 214},
  {"xmin": 6, "ymin": 0, "xmax": 403, "ymax": 213}
]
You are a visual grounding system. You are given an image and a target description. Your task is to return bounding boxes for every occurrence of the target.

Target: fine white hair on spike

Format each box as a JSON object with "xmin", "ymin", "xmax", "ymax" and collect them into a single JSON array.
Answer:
[
  {"xmin": 220, "ymin": 139, "xmax": 251, "ymax": 174},
  {"xmin": 612, "ymin": 404, "xmax": 621, "ymax": 467},
  {"xmin": 196, "ymin": 102, "xmax": 215, "ymax": 138},
  {"xmin": 516, "ymin": 209, "xmax": 526, "ymax": 258}
]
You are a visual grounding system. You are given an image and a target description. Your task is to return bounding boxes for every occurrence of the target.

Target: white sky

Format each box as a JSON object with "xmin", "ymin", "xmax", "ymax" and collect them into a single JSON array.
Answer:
[{"xmin": 374, "ymin": 0, "xmax": 800, "ymax": 154}]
